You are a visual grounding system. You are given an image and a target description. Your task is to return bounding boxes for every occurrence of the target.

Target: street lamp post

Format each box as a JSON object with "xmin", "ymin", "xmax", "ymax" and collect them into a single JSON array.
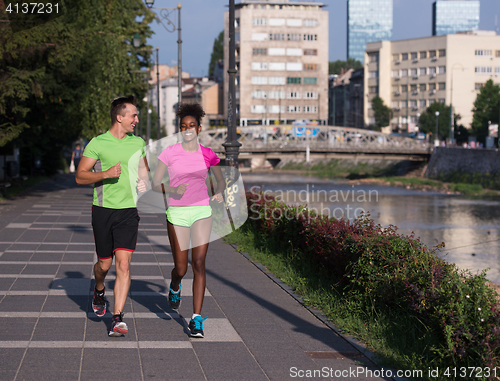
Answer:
[
  {"xmin": 435, "ymin": 111, "xmax": 440, "ymax": 147},
  {"xmin": 156, "ymin": 47, "xmax": 160, "ymax": 139}
]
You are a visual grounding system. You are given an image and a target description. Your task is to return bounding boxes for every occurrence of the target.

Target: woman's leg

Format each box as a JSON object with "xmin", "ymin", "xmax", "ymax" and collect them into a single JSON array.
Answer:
[
  {"xmin": 167, "ymin": 221, "xmax": 190, "ymax": 291},
  {"xmin": 190, "ymin": 217, "xmax": 212, "ymax": 314}
]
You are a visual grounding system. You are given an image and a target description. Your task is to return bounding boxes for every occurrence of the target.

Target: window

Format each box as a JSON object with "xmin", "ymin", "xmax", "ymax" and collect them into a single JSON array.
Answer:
[
  {"xmin": 411, "ymin": 52, "xmax": 418, "ymax": 60},
  {"xmin": 269, "ymin": 62, "xmax": 285, "ymax": 71},
  {"xmin": 252, "ymin": 33, "xmax": 268, "ymax": 41},
  {"xmin": 268, "ymin": 105, "xmax": 285, "ymax": 114},
  {"xmin": 303, "ymin": 106, "xmax": 318, "ymax": 113},
  {"xmin": 439, "ymin": 99, "xmax": 445, "ymax": 104},
  {"xmin": 419, "ymin": 99, "xmax": 426, "ymax": 108},
  {"xmin": 303, "ymin": 49, "xmax": 317, "ymax": 56},
  {"xmin": 428, "ymin": 83, "xmax": 436, "ymax": 91},
  {"xmin": 287, "ymin": 77, "xmax": 301, "ymax": 84},
  {"xmin": 286, "ymin": 48, "xmax": 302, "ymax": 56},
  {"xmin": 410, "ymin": 68, "xmax": 418, "ymax": 77},
  {"xmin": 287, "ymin": 91, "xmax": 301, "ymax": 99},
  {"xmin": 251, "ymin": 105, "xmax": 266, "ymax": 113},
  {"xmin": 287, "ymin": 62, "xmax": 303, "ymax": 71},
  {"xmin": 401, "ymin": 69, "xmax": 408, "ymax": 77},
  {"xmin": 401, "ymin": 85, "xmax": 408, "ymax": 93},
  {"xmin": 392, "ymin": 85, "xmax": 399, "ymax": 92},
  {"xmin": 269, "ymin": 91, "xmax": 285, "ymax": 99},
  {"xmin": 419, "ymin": 83, "xmax": 427, "ymax": 91},
  {"xmin": 475, "ymin": 50, "xmax": 492, "ymax": 57},
  {"xmin": 497, "ymin": 51, "xmax": 500, "ymax": 57},
  {"xmin": 303, "ymin": 63, "xmax": 317, "ymax": 71},
  {"xmin": 402, "ymin": 53, "xmax": 408, "ymax": 61},
  {"xmin": 269, "ymin": 18, "xmax": 285, "ymax": 26},
  {"xmin": 438, "ymin": 66, "xmax": 446, "ymax": 74},
  {"xmin": 251, "ymin": 76, "xmax": 268, "ymax": 85},
  {"xmin": 393, "ymin": 54, "xmax": 400, "ymax": 62},
  {"xmin": 420, "ymin": 51, "xmax": 427, "ymax": 59},
  {"xmin": 429, "ymin": 50, "xmax": 436, "ymax": 58},
  {"xmin": 475, "ymin": 83, "xmax": 484, "ymax": 90},
  {"xmin": 303, "ymin": 77, "xmax": 317, "ymax": 85},
  {"xmin": 303, "ymin": 34, "xmax": 317, "ymax": 41},
  {"xmin": 428, "ymin": 67, "xmax": 436, "ymax": 75},
  {"xmin": 409, "ymin": 100, "xmax": 417, "ymax": 108},
  {"xmin": 401, "ymin": 100, "xmax": 407, "ymax": 109},
  {"xmin": 419, "ymin": 67, "xmax": 427, "ymax": 75},
  {"xmin": 391, "ymin": 70, "xmax": 400, "ymax": 78},
  {"xmin": 253, "ymin": 18, "xmax": 266, "ymax": 26},
  {"xmin": 251, "ymin": 90, "xmax": 267, "ymax": 99},
  {"xmin": 439, "ymin": 49, "xmax": 446, "ymax": 57},
  {"xmin": 287, "ymin": 33, "xmax": 302, "ymax": 41},
  {"xmin": 269, "ymin": 77, "xmax": 286, "ymax": 85},
  {"xmin": 303, "ymin": 19, "xmax": 318, "ymax": 27},
  {"xmin": 475, "ymin": 66, "xmax": 493, "ymax": 74},
  {"xmin": 369, "ymin": 86, "xmax": 378, "ymax": 94},
  {"xmin": 269, "ymin": 48, "xmax": 285, "ymax": 56},
  {"xmin": 287, "ymin": 105, "xmax": 301, "ymax": 113},
  {"xmin": 287, "ymin": 18, "xmax": 302, "ymax": 27},
  {"xmin": 251, "ymin": 62, "xmax": 268, "ymax": 71},
  {"xmin": 392, "ymin": 101, "xmax": 399, "ymax": 108},
  {"xmin": 410, "ymin": 84, "xmax": 418, "ymax": 92},
  {"xmin": 253, "ymin": 48, "xmax": 267, "ymax": 55},
  {"xmin": 369, "ymin": 71, "xmax": 378, "ymax": 78},
  {"xmin": 270, "ymin": 33, "xmax": 285, "ymax": 41},
  {"xmin": 496, "ymin": 67, "xmax": 500, "ymax": 74},
  {"xmin": 369, "ymin": 53, "xmax": 379, "ymax": 62},
  {"xmin": 304, "ymin": 91, "xmax": 318, "ymax": 99},
  {"xmin": 438, "ymin": 82, "xmax": 446, "ymax": 90}
]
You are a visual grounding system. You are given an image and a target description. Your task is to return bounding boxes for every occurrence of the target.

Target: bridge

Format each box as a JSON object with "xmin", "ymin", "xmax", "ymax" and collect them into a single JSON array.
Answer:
[{"xmin": 199, "ymin": 125, "xmax": 433, "ymax": 162}]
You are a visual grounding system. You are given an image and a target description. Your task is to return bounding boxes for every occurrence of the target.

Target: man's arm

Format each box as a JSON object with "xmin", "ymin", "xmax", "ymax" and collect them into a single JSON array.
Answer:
[{"xmin": 75, "ymin": 156, "xmax": 121, "ymax": 185}]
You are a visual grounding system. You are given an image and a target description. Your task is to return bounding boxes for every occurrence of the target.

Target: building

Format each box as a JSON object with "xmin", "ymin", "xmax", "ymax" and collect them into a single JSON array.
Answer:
[
  {"xmin": 432, "ymin": 0, "xmax": 480, "ymax": 36},
  {"xmin": 329, "ymin": 68, "xmax": 365, "ymax": 128},
  {"xmin": 223, "ymin": 0, "xmax": 329, "ymax": 126},
  {"xmin": 347, "ymin": 0, "xmax": 393, "ymax": 64},
  {"xmin": 182, "ymin": 78, "xmax": 225, "ymax": 127},
  {"xmin": 364, "ymin": 31, "xmax": 500, "ymax": 132}
]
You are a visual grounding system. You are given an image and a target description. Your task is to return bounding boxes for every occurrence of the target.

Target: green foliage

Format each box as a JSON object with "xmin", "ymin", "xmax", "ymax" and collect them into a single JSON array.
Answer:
[
  {"xmin": 436, "ymin": 171, "xmax": 500, "ymax": 191},
  {"xmin": 371, "ymin": 95, "xmax": 391, "ymax": 130},
  {"xmin": 418, "ymin": 102, "xmax": 452, "ymax": 140},
  {"xmin": 208, "ymin": 30, "xmax": 224, "ymax": 77},
  {"xmin": 471, "ymin": 79, "xmax": 500, "ymax": 145},
  {"xmin": 0, "ymin": 0, "xmax": 154, "ymax": 174},
  {"xmin": 328, "ymin": 58, "xmax": 362, "ymax": 75}
]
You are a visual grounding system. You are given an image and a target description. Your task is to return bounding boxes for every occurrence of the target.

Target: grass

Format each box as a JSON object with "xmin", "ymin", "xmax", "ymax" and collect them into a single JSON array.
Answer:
[
  {"xmin": 224, "ymin": 225, "xmax": 441, "ymax": 377},
  {"xmin": 0, "ymin": 176, "xmax": 49, "ymax": 200}
]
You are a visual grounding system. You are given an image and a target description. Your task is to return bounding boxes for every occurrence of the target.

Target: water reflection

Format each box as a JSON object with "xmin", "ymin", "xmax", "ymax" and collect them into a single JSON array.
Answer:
[{"xmin": 243, "ymin": 173, "xmax": 500, "ymax": 284}]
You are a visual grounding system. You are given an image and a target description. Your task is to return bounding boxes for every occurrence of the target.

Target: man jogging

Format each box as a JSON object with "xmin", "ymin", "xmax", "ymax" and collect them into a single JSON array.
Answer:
[{"xmin": 76, "ymin": 95, "xmax": 147, "ymax": 336}]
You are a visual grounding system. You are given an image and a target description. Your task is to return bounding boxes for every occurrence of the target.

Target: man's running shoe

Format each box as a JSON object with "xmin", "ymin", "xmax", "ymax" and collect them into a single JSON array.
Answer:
[
  {"xmin": 168, "ymin": 283, "xmax": 182, "ymax": 310},
  {"xmin": 109, "ymin": 313, "xmax": 128, "ymax": 337},
  {"xmin": 92, "ymin": 286, "xmax": 106, "ymax": 317},
  {"xmin": 188, "ymin": 316, "xmax": 207, "ymax": 338}
]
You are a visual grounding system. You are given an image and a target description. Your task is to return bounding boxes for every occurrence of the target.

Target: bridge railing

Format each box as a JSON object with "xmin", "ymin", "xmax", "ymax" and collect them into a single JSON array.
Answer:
[{"xmin": 199, "ymin": 125, "xmax": 432, "ymax": 154}]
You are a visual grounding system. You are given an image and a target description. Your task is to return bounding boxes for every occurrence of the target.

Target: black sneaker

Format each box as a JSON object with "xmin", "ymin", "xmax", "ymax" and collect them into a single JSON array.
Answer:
[
  {"xmin": 188, "ymin": 316, "xmax": 207, "ymax": 338},
  {"xmin": 92, "ymin": 287, "xmax": 106, "ymax": 317},
  {"xmin": 109, "ymin": 313, "xmax": 128, "ymax": 337},
  {"xmin": 168, "ymin": 283, "xmax": 182, "ymax": 310}
]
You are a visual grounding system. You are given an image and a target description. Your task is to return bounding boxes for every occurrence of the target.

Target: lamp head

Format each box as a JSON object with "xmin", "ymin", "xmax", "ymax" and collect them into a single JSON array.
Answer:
[
  {"xmin": 145, "ymin": 0, "xmax": 154, "ymax": 8},
  {"xmin": 435, "ymin": 111, "xmax": 439, "ymax": 116},
  {"xmin": 132, "ymin": 33, "xmax": 141, "ymax": 48}
]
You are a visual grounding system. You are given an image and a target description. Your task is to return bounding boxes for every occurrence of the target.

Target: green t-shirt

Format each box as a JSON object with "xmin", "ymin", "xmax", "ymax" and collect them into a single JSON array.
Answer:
[{"xmin": 83, "ymin": 131, "xmax": 146, "ymax": 209}]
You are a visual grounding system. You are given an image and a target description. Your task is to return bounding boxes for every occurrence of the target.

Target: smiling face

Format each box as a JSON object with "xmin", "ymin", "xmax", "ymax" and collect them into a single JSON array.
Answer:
[
  {"xmin": 180, "ymin": 115, "xmax": 201, "ymax": 142},
  {"xmin": 118, "ymin": 103, "xmax": 139, "ymax": 134}
]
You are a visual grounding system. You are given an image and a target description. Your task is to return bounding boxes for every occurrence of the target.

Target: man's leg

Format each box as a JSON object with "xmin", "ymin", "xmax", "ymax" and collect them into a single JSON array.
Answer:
[
  {"xmin": 113, "ymin": 250, "xmax": 133, "ymax": 315},
  {"xmin": 94, "ymin": 257, "xmax": 113, "ymax": 291}
]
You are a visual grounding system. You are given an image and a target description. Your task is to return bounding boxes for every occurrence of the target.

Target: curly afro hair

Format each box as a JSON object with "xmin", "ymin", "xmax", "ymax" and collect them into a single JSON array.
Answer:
[{"xmin": 176, "ymin": 102, "xmax": 206, "ymax": 126}]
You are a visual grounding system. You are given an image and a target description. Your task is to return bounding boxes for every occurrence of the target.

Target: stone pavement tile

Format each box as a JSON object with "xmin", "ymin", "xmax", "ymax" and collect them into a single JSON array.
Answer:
[
  {"xmin": 56, "ymin": 265, "xmax": 92, "ymax": 278},
  {"xmin": 129, "ymin": 296, "xmax": 170, "ymax": 314},
  {"xmin": 139, "ymin": 348, "xmax": 205, "ymax": 380},
  {"xmin": 17, "ymin": 230, "xmax": 50, "ymax": 242},
  {"xmin": 135, "ymin": 317, "xmax": 188, "ymax": 341},
  {"xmin": 63, "ymin": 253, "xmax": 95, "ymax": 262},
  {"xmin": 0, "ymin": 348, "xmax": 25, "ymax": 381},
  {"xmin": 0, "ymin": 229, "xmax": 25, "ymax": 241},
  {"xmin": 70, "ymin": 232, "xmax": 94, "ymax": 243},
  {"xmin": 29, "ymin": 252, "xmax": 64, "ymax": 262},
  {"xmin": 5, "ymin": 243, "xmax": 39, "ymax": 250},
  {"xmin": 10, "ymin": 278, "xmax": 54, "ymax": 291},
  {"xmin": 0, "ymin": 296, "xmax": 47, "ymax": 312},
  {"xmin": 0, "ymin": 278, "xmax": 16, "ymax": 290},
  {"xmin": 0, "ymin": 253, "xmax": 33, "ymax": 262},
  {"xmin": 12, "ymin": 215, "xmax": 38, "ymax": 223},
  {"xmin": 21, "ymin": 264, "xmax": 59, "ymax": 275},
  {"xmin": 129, "ymin": 265, "xmax": 163, "ymax": 277},
  {"xmin": 42, "ymin": 295, "xmax": 89, "ymax": 312},
  {"xmin": 35, "ymin": 216, "xmax": 59, "ymax": 223},
  {"xmin": 131, "ymin": 253, "xmax": 158, "ymax": 263},
  {"xmin": 129, "ymin": 280, "xmax": 167, "ymax": 293},
  {"xmin": 56, "ymin": 216, "xmax": 82, "ymax": 223},
  {"xmin": 310, "ymin": 358, "xmax": 390, "ymax": 381},
  {"xmin": 192, "ymin": 342, "xmax": 268, "ymax": 381},
  {"xmin": 17, "ymin": 348, "xmax": 81, "ymax": 381},
  {"xmin": 32, "ymin": 317, "xmax": 86, "ymax": 341},
  {"xmin": 0, "ymin": 243, "xmax": 12, "ymax": 251},
  {"xmin": 37, "ymin": 243, "xmax": 69, "ymax": 251},
  {"xmin": 44, "ymin": 230, "xmax": 73, "ymax": 243},
  {"xmin": 176, "ymin": 297, "xmax": 227, "ymax": 319},
  {"xmin": 0, "ymin": 264, "xmax": 25, "ymax": 274},
  {"xmin": 0, "ymin": 317, "xmax": 37, "ymax": 340},
  {"xmin": 50, "ymin": 278, "xmax": 91, "ymax": 295},
  {"xmin": 80, "ymin": 348, "xmax": 143, "ymax": 381}
]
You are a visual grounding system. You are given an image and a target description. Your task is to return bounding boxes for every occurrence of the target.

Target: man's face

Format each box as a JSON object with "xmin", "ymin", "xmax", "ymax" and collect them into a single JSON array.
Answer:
[{"xmin": 119, "ymin": 103, "xmax": 139, "ymax": 133}]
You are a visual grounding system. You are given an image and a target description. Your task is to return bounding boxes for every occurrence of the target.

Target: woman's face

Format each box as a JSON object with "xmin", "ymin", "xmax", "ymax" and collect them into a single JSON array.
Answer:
[{"xmin": 180, "ymin": 116, "xmax": 200, "ymax": 142}]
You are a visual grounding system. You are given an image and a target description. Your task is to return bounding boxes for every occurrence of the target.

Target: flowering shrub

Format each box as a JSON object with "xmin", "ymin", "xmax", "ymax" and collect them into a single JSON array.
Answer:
[{"xmin": 246, "ymin": 190, "xmax": 500, "ymax": 373}]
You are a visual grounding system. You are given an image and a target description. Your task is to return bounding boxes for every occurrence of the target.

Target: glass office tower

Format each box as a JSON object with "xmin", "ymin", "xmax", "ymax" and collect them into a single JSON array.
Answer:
[
  {"xmin": 432, "ymin": 0, "xmax": 480, "ymax": 36},
  {"xmin": 347, "ymin": 0, "xmax": 393, "ymax": 64}
]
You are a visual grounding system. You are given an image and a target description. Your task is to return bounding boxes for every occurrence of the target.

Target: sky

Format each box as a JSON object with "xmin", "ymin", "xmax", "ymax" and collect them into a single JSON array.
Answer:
[{"xmin": 147, "ymin": 0, "xmax": 500, "ymax": 78}]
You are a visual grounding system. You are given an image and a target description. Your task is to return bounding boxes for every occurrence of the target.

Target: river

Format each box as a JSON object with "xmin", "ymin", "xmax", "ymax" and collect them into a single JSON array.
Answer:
[{"xmin": 241, "ymin": 172, "xmax": 500, "ymax": 284}]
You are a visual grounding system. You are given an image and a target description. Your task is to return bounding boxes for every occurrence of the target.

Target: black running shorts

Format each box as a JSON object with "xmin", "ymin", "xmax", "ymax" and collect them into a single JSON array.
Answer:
[{"xmin": 91, "ymin": 206, "xmax": 140, "ymax": 259}]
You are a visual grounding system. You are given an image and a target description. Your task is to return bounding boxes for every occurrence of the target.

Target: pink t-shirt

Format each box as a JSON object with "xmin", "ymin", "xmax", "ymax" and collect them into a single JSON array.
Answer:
[{"xmin": 158, "ymin": 143, "xmax": 220, "ymax": 206}]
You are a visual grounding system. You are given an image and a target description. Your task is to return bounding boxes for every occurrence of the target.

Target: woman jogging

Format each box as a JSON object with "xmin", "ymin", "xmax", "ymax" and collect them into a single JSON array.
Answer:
[{"xmin": 152, "ymin": 103, "xmax": 225, "ymax": 338}]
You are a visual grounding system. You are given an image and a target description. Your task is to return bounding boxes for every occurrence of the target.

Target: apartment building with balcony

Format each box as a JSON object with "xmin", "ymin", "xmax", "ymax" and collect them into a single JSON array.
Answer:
[
  {"xmin": 223, "ymin": 0, "xmax": 329, "ymax": 126},
  {"xmin": 364, "ymin": 31, "xmax": 500, "ymax": 132}
]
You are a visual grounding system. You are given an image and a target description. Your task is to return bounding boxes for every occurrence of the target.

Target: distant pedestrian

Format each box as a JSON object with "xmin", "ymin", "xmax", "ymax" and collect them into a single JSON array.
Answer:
[
  {"xmin": 71, "ymin": 143, "xmax": 83, "ymax": 172},
  {"xmin": 152, "ymin": 102, "xmax": 225, "ymax": 338},
  {"xmin": 75, "ymin": 95, "xmax": 148, "ymax": 337}
]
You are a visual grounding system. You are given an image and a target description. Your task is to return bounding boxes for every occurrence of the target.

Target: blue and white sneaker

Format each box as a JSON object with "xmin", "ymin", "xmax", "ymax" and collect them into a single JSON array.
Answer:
[
  {"xmin": 188, "ymin": 315, "xmax": 207, "ymax": 338},
  {"xmin": 168, "ymin": 283, "xmax": 181, "ymax": 310}
]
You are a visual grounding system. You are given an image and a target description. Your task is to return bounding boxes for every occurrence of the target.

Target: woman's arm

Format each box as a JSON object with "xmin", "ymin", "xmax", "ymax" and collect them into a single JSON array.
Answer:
[{"xmin": 151, "ymin": 160, "xmax": 186, "ymax": 194}]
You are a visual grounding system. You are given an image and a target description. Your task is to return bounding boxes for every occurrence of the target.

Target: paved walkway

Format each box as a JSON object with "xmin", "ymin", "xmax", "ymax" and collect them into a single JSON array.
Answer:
[{"xmin": 0, "ymin": 174, "xmax": 392, "ymax": 381}]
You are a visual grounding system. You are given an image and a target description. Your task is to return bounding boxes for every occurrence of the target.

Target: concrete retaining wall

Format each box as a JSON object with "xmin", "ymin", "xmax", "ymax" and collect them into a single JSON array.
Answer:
[{"xmin": 424, "ymin": 147, "xmax": 500, "ymax": 178}]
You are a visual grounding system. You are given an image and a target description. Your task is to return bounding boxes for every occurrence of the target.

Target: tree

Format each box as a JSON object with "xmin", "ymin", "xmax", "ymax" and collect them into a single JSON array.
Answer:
[
  {"xmin": 328, "ymin": 58, "xmax": 362, "ymax": 75},
  {"xmin": 370, "ymin": 96, "xmax": 391, "ymax": 130},
  {"xmin": 418, "ymin": 102, "xmax": 452, "ymax": 140},
  {"xmin": 471, "ymin": 79, "xmax": 500, "ymax": 145},
  {"xmin": 208, "ymin": 31, "xmax": 224, "ymax": 78}
]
